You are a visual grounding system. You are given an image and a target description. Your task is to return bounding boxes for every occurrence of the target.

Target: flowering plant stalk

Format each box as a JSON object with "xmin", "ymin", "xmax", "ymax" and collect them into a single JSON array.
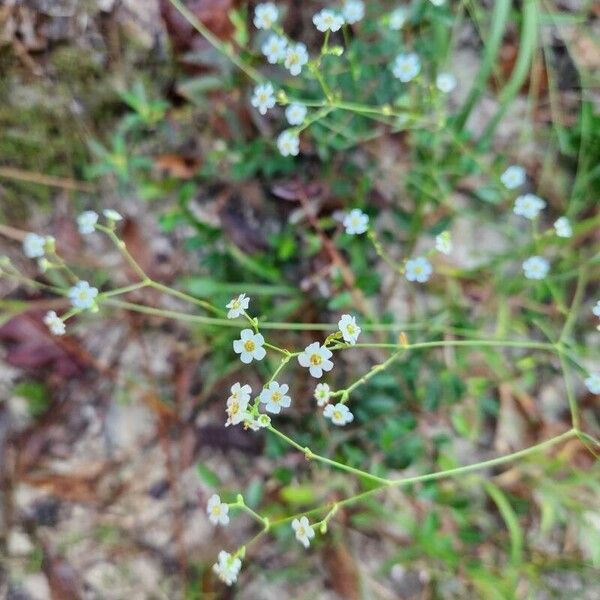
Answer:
[{"xmin": 4, "ymin": 204, "xmax": 599, "ymax": 585}]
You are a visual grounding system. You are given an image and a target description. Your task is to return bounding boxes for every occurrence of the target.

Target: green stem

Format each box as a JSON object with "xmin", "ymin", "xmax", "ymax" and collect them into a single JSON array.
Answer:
[
  {"xmin": 99, "ymin": 281, "xmax": 149, "ymax": 298},
  {"xmin": 148, "ymin": 281, "xmax": 224, "ymax": 317},
  {"xmin": 267, "ymin": 425, "xmax": 391, "ymax": 486},
  {"xmin": 478, "ymin": 0, "xmax": 538, "ymax": 148},
  {"xmin": 267, "ymin": 429, "xmax": 577, "ymax": 531},
  {"xmin": 557, "ymin": 350, "xmax": 580, "ymax": 431},
  {"xmin": 336, "ymin": 349, "xmax": 405, "ymax": 404},
  {"xmin": 455, "ymin": 0, "xmax": 511, "ymax": 131}
]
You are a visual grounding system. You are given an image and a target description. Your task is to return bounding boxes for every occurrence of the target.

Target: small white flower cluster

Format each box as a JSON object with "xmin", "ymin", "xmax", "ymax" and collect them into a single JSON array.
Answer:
[
  {"xmin": 593, "ymin": 300, "xmax": 600, "ymax": 318},
  {"xmin": 254, "ymin": 3, "xmax": 309, "ymax": 76},
  {"xmin": 213, "ymin": 550, "xmax": 242, "ymax": 586},
  {"xmin": 313, "ymin": 9, "xmax": 344, "ymax": 33},
  {"xmin": 225, "ymin": 382, "xmax": 274, "ymax": 431},
  {"xmin": 77, "ymin": 209, "xmax": 123, "ymax": 235},
  {"xmin": 500, "ymin": 165, "xmax": 574, "ymax": 279},
  {"xmin": 225, "ymin": 382, "xmax": 252, "ymax": 426}
]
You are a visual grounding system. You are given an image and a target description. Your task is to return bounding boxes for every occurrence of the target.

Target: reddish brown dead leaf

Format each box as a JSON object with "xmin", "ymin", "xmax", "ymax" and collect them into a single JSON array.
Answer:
[
  {"xmin": 323, "ymin": 542, "xmax": 360, "ymax": 600},
  {"xmin": 160, "ymin": 0, "xmax": 238, "ymax": 63},
  {"xmin": 39, "ymin": 539, "xmax": 84, "ymax": 600},
  {"xmin": 0, "ymin": 313, "xmax": 84, "ymax": 377},
  {"xmin": 154, "ymin": 153, "xmax": 201, "ymax": 179},
  {"xmin": 271, "ymin": 180, "xmax": 325, "ymax": 202}
]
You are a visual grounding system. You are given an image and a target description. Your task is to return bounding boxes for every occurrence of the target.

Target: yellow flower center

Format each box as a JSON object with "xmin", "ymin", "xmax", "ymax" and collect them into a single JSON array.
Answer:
[
  {"xmin": 310, "ymin": 353, "xmax": 322, "ymax": 366},
  {"xmin": 333, "ymin": 410, "xmax": 342, "ymax": 420},
  {"xmin": 289, "ymin": 54, "xmax": 299, "ymax": 65},
  {"xmin": 244, "ymin": 340, "xmax": 256, "ymax": 352},
  {"xmin": 211, "ymin": 506, "xmax": 221, "ymax": 515},
  {"xmin": 346, "ymin": 324, "xmax": 355, "ymax": 334},
  {"xmin": 271, "ymin": 391, "xmax": 282, "ymax": 403},
  {"xmin": 229, "ymin": 401, "xmax": 240, "ymax": 415}
]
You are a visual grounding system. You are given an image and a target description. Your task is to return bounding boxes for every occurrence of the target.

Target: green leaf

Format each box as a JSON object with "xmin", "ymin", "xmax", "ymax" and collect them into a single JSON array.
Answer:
[{"xmin": 196, "ymin": 463, "xmax": 221, "ymax": 488}]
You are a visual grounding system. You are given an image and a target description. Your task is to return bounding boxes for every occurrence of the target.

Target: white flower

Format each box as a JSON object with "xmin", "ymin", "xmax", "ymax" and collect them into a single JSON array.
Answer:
[
  {"xmin": 262, "ymin": 34, "xmax": 287, "ymax": 64},
  {"xmin": 343, "ymin": 208, "xmax": 369, "ymax": 235},
  {"xmin": 23, "ymin": 233, "xmax": 47, "ymax": 258},
  {"xmin": 435, "ymin": 231, "xmax": 452, "ymax": 255},
  {"xmin": 314, "ymin": 383, "xmax": 331, "ymax": 407},
  {"xmin": 285, "ymin": 103, "xmax": 307, "ymax": 126},
  {"xmin": 389, "ymin": 7, "xmax": 407, "ymax": 30},
  {"xmin": 405, "ymin": 257, "xmax": 433, "ymax": 283},
  {"xmin": 277, "ymin": 130, "xmax": 300, "ymax": 157},
  {"xmin": 233, "ymin": 329, "xmax": 266, "ymax": 364},
  {"xmin": 43, "ymin": 311, "xmax": 65, "ymax": 336},
  {"xmin": 593, "ymin": 300, "xmax": 600, "ymax": 317},
  {"xmin": 259, "ymin": 381, "xmax": 292, "ymax": 414},
  {"xmin": 103, "ymin": 209, "xmax": 123, "ymax": 221},
  {"xmin": 436, "ymin": 72, "xmax": 457, "ymax": 93},
  {"xmin": 500, "ymin": 165, "xmax": 526, "ymax": 189},
  {"xmin": 226, "ymin": 293, "xmax": 250, "ymax": 319},
  {"xmin": 513, "ymin": 194, "xmax": 546, "ymax": 220},
  {"xmin": 338, "ymin": 314, "xmax": 361, "ymax": 345},
  {"xmin": 585, "ymin": 373, "xmax": 600, "ymax": 394},
  {"xmin": 225, "ymin": 383, "xmax": 252, "ymax": 426},
  {"xmin": 313, "ymin": 9, "xmax": 344, "ymax": 32},
  {"xmin": 324, "ymin": 402, "xmax": 354, "ymax": 425},
  {"xmin": 68, "ymin": 280, "xmax": 98, "ymax": 310},
  {"xmin": 522, "ymin": 256, "xmax": 549, "ymax": 280},
  {"xmin": 284, "ymin": 43, "xmax": 309, "ymax": 76},
  {"xmin": 207, "ymin": 494, "xmax": 230, "ymax": 526},
  {"xmin": 430, "ymin": 0, "xmax": 445, "ymax": 5},
  {"xmin": 292, "ymin": 516, "xmax": 315, "ymax": 548},
  {"xmin": 392, "ymin": 53, "xmax": 421, "ymax": 82},
  {"xmin": 77, "ymin": 210, "xmax": 98, "ymax": 234},
  {"xmin": 213, "ymin": 551, "xmax": 241, "ymax": 586},
  {"xmin": 251, "ymin": 82, "xmax": 276, "ymax": 115},
  {"xmin": 298, "ymin": 342, "xmax": 334, "ymax": 378},
  {"xmin": 256, "ymin": 414, "xmax": 271, "ymax": 428},
  {"xmin": 554, "ymin": 216, "xmax": 572, "ymax": 238},
  {"xmin": 343, "ymin": 0, "xmax": 364, "ymax": 24},
  {"xmin": 253, "ymin": 2, "xmax": 278, "ymax": 30}
]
